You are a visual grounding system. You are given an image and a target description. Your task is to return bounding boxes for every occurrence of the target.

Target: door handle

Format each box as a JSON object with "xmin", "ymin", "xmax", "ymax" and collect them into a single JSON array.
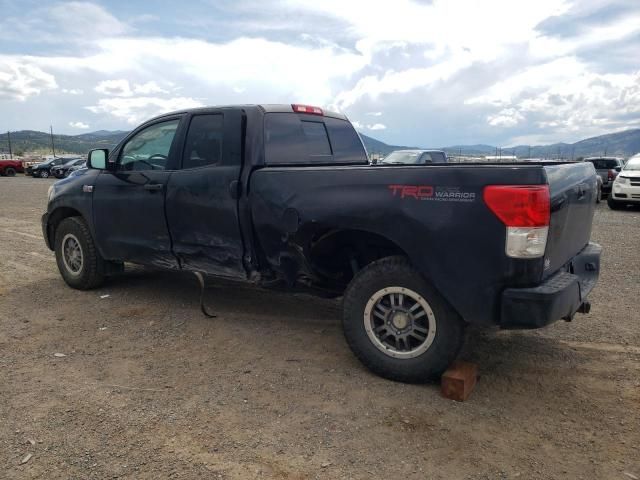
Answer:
[{"xmin": 144, "ymin": 183, "xmax": 163, "ymax": 192}]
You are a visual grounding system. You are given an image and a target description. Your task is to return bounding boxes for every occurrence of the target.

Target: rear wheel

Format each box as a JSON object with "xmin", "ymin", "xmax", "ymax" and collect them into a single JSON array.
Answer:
[
  {"xmin": 39, "ymin": 169, "xmax": 49, "ymax": 178},
  {"xmin": 342, "ymin": 256, "xmax": 465, "ymax": 383},
  {"xmin": 607, "ymin": 196, "xmax": 625, "ymax": 210},
  {"xmin": 54, "ymin": 217, "xmax": 105, "ymax": 289}
]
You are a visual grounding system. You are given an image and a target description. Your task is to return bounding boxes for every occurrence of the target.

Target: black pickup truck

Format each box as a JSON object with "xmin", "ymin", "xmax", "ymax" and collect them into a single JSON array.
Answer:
[{"xmin": 42, "ymin": 104, "xmax": 601, "ymax": 383}]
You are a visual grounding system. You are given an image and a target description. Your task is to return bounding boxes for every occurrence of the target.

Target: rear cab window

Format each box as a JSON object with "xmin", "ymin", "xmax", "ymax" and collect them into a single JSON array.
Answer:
[
  {"xmin": 588, "ymin": 158, "xmax": 620, "ymax": 169},
  {"xmin": 264, "ymin": 113, "xmax": 368, "ymax": 165}
]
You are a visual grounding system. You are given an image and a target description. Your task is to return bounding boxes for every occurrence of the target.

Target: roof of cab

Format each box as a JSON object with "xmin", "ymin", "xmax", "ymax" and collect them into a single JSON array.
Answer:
[{"xmin": 146, "ymin": 104, "xmax": 348, "ymax": 123}]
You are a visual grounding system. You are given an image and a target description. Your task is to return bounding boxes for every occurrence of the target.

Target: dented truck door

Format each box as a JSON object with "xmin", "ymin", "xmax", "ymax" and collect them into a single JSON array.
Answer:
[{"xmin": 165, "ymin": 109, "xmax": 247, "ymax": 279}]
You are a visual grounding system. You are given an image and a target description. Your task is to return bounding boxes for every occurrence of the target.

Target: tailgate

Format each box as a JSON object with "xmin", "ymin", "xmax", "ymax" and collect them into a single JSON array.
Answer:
[{"xmin": 543, "ymin": 162, "xmax": 597, "ymax": 277}]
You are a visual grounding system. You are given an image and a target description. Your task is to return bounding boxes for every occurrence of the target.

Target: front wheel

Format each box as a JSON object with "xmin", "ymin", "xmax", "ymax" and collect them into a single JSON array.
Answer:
[
  {"xmin": 596, "ymin": 185, "xmax": 602, "ymax": 203},
  {"xmin": 5, "ymin": 167, "xmax": 16, "ymax": 177},
  {"xmin": 342, "ymin": 256, "xmax": 465, "ymax": 383},
  {"xmin": 607, "ymin": 196, "xmax": 624, "ymax": 210},
  {"xmin": 39, "ymin": 170, "xmax": 50, "ymax": 178},
  {"xmin": 54, "ymin": 217, "xmax": 106, "ymax": 289}
]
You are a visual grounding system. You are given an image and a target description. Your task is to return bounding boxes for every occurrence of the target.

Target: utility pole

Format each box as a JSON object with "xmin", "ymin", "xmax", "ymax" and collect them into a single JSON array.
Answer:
[
  {"xmin": 7, "ymin": 131, "xmax": 12, "ymax": 159},
  {"xmin": 50, "ymin": 125, "xmax": 56, "ymax": 157}
]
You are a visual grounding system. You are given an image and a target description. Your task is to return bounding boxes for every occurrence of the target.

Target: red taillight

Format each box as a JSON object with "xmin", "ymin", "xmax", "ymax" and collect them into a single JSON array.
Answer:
[
  {"xmin": 483, "ymin": 185, "xmax": 550, "ymax": 227},
  {"xmin": 291, "ymin": 104, "xmax": 323, "ymax": 115},
  {"xmin": 608, "ymin": 169, "xmax": 615, "ymax": 181}
]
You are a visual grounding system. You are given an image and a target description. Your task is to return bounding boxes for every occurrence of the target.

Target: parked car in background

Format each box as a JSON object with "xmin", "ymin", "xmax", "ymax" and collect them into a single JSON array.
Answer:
[
  {"xmin": 608, "ymin": 154, "xmax": 640, "ymax": 209},
  {"xmin": 66, "ymin": 162, "xmax": 87, "ymax": 177},
  {"xmin": 0, "ymin": 159, "xmax": 24, "ymax": 176},
  {"xmin": 51, "ymin": 158, "xmax": 86, "ymax": 178},
  {"xmin": 26, "ymin": 158, "xmax": 70, "ymax": 178},
  {"xmin": 583, "ymin": 157, "xmax": 624, "ymax": 197},
  {"xmin": 380, "ymin": 149, "xmax": 447, "ymax": 165}
]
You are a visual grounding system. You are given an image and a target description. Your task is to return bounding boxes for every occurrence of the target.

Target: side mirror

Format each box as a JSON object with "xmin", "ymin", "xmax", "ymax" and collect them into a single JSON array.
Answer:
[
  {"xmin": 615, "ymin": 166, "xmax": 622, "ymax": 172},
  {"xmin": 87, "ymin": 149, "xmax": 109, "ymax": 170}
]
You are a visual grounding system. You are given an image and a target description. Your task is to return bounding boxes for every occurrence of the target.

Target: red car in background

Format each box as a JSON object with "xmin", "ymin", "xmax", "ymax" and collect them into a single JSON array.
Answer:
[{"xmin": 0, "ymin": 159, "xmax": 24, "ymax": 176}]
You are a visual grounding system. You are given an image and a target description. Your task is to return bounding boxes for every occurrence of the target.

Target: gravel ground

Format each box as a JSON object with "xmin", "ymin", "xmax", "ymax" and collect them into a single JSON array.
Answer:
[{"xmin": 1, "ymin": 175, "xmax": 639, "ymax": 480}]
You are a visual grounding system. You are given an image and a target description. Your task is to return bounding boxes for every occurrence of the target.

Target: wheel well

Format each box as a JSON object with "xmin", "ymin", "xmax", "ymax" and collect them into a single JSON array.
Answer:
[
  {"xmin": 308, "ymin": 229, "xmax": 408, "ymax": 290},
  {"xmin": 46, "ymin": 207, "xmax": 83, "ymax": 250}
]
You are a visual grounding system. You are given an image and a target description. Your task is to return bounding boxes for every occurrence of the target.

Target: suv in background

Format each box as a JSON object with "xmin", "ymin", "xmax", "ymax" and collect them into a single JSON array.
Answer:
[
  {"xmin": 583, "ymin": 157, "xmax": 624, "ymax": 197},
  {"xmin": 380, "ymin": 149, "xmax": 447, "ymax": 165},
  {"xmin": 27, "ymin": 157, "xmax": 69, "ymax": 178},
  {"xmin": 609, "ymin": 154, "xmax": 640, "ymax": 209}
]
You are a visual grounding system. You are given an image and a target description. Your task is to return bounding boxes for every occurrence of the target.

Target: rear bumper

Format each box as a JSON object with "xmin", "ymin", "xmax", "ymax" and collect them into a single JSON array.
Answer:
[{"xmin": 500, "ymin": 242, "xmax": 601, "ymax": 329}]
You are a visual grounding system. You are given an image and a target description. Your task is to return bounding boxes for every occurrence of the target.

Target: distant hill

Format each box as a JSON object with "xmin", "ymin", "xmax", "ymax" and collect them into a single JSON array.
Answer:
[
  {"xmin": 442, "ymin": 129, "xmax": 640, "ymax": 158},
  {"xmin": 362, "ymin": 128, "xmax": 640, "ymax": 158},
  {"xmin": 359, "ymin": 133, "xmax": 414, "ymax": 156},
  {"xmin": 0, "ymin": 130, "xmax": 128, "ymax": 155},
  {"xmin": 1, "ymin": 127, "xmax": 639, "ymax": 159}
]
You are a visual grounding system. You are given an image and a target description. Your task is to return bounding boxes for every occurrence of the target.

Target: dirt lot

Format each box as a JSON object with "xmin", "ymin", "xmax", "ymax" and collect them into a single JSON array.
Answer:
[{"xmin": 1, "ymin": 175, "xmax": 639, "ymax": 479}]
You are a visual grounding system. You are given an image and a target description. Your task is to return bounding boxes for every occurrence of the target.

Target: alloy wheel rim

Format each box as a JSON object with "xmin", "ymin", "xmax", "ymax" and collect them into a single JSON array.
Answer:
[
  {"xmin": 363, "ymin": 287, "xmax": 436, "ymax": 359},
  {"xmin": 61, "ymin": 233, "xmax": 83, "ymax": 275}
]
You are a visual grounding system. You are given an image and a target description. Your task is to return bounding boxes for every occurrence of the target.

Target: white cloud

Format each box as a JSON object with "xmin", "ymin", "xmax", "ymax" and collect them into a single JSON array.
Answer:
[
  {"xmin": 47, "ymin": 2, "xmax": 129, "ymax": 39},
  {"xmin": 335, "ymin": 55, "xmax": 473, "ymax": 108},
  {"xmin": 86, "ymin": 96, "xmax": 204, "ymax": 124},
  {"xmin": 0, "ymin": 60, "xmax": 57, "ymax": 101},
  {"xmin": 95, "ymin": 79, "xmax": 133, "ymax": 97},
  {"xmin": 469, "ymin": 56, "xmax": 640, "ymax": 137},
  {"xmin": 352, "ymin": 121, "xmax": 386, "ymax": 131},
  {"xmin": 487, "ymin": 108, "xmax": 525, "ymax": 127},
  {"xmin": 366, "ymin": 111, "xmax": 382, "ymax": 116},
  {"xmin": 69, "ymin": 121, "xmax": 89, "ymax": 129},
  {"xmin": 133, "ymin": 81, "xmax": 168, "ymax": 95},
  {"xmin": 62, "ymin": 88, "xmax": 83, "ymax": 95}
]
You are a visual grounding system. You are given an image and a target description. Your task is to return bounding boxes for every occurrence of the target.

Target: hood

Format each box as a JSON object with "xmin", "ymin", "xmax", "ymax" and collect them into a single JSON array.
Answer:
[{"xmin": 619, "ymin": 171, "xmax": 640, "ymax": 179}]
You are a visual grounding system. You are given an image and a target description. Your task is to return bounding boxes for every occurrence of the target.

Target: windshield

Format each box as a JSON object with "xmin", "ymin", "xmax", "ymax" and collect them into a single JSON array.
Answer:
[
  {"xmin": 623, "ymin": 161, "xmax": 640, "ymax": 171},
  {"xmin": 381, "ymin": 151, "xmax": 423, "ymax": 164}
]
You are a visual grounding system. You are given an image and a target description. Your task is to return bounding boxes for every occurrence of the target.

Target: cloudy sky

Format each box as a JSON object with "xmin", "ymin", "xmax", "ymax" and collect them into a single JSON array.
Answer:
[{"xmin": 1, "ymin": 0, "xmax": 639, "ymax": 147}]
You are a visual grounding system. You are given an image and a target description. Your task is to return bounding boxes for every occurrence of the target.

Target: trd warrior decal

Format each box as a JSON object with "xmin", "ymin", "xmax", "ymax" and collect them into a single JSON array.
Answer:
[{"xmin": 388, "ymin": 185, "xmax": 476, "ymax": 202}]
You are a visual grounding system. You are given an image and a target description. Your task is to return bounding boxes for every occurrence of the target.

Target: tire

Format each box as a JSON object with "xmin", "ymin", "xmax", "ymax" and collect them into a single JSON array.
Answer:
[
  {"xmin": 54, "ymin": 217, "xmax": 105, "ymax": 289},
  {"xmin": 342, "ymin": 256, "xmax": 465, "ymax": 383},
  {"xmin": 39, "ymin": 169, "xmax": 49, "ymax": 178},
  {"xmin": 596, "ymin": 185, "xmax": 602, "ymax": 203},
  {"xmin": 607, "ymin": 196, "xmax": 624, "ymax": 210},
  {"xmin": 5, "ymin": 167, "xmax": 16, "ymax": 177}
]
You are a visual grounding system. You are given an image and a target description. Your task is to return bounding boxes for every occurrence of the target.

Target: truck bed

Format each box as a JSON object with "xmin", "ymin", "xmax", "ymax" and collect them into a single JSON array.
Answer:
[{"xmin": 249, "ymin": 161, "xmax": 597, "ymax": 326}]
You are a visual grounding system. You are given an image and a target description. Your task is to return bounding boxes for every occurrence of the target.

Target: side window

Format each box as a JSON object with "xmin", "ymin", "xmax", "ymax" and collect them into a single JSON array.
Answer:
[
  {"xmin": 428, "ymin": 152, "xmax": 447, "ymax": 163},
  {"xmin": 604, "ymin": 159, "xmax": 618, "ymax": 169},
  {"xmin": 323, "ymin": 117, "xmax": 368, "ymax": 163},
  {"xmin": 420, "ymin": 152, "xmax": 434, "ymax": 163},
  {"xmin": 120, "ymin": 119, "xmax": 179, "ymax": 171},
  {"xmin": 182, "ymin": 114, "xmax": 224, "ymax": 169}
]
